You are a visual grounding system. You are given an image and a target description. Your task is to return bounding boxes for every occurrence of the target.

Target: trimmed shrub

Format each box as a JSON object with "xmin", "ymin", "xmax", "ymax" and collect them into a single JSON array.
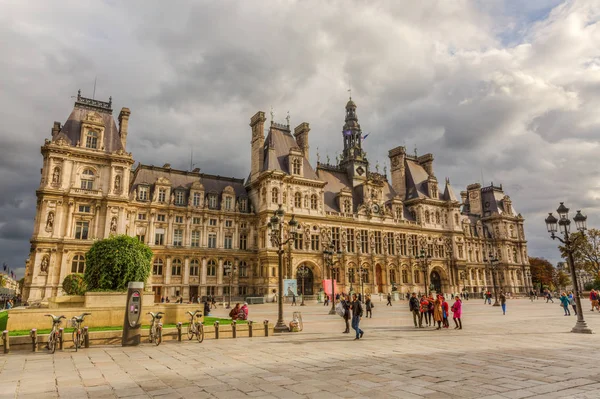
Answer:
[{"xmin": 62, "ymin": 273, "xmax": 87, "ymax": 295}]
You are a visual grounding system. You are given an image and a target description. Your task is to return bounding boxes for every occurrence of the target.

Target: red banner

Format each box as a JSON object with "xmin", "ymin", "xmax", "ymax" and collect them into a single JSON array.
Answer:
[{"xmin": 322, "ymin": 279, "xmax": 338, "ymax": 296}]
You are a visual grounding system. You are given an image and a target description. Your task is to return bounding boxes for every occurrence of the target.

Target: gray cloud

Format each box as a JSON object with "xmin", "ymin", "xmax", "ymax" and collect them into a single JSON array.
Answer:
[{"xmin": 0, "ymin": 0, "xmax": 599, "ymax": 279}]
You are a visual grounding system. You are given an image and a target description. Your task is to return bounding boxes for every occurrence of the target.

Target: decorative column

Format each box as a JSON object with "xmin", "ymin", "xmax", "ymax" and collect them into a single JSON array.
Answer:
[
  {"xmin": 183, "ymin": 257, "xmax": 190, "ymax": 299},
  {"xmin": 217, "ymin": 258, "xmax": 224, "ymax": 285},
  {"xmin": 201, "ymin": 258, "xmax": 207, "ymax": 285},
  {"xmin": 165, "ymin": 257, "xmax": 172, "ymax": 285},
  {"xmin": 65, "ymin": 201, "xmax": 74, "ymax": 238},
  {"xmin": 185, "ymin": 216, "xmax": 192, "ymax": 247},
  {"xmin": 147, "ymin": 213, "xmax": 155, "ymax": 245},
  {"xmin": 166, "ymin": 212, "xmax": 173, "ymax": 245}
]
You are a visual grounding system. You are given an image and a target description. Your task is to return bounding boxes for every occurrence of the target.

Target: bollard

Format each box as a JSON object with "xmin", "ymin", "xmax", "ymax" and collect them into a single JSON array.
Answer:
[
  {"xmin": 248, "ymin": 321, "xmax": 253, "ymax": 338},
  {"xmin": 2, "ymin": 330, "xmax": 9, "ymax": 354},
  {"xmin": 232, "ymin": 320, "xmax": 237, "ymax": 339},
  {"xmin": 84, "ymin": 327, "xmax": 89, "ymax": 348},
  {"xmin": 263, "ymin": 320, "xmax": 269, "ymax": 337},
  {"xmin": 214, "ymin": 321, "xmax": 219, "ymax": 339},
  {"xmin": 30, "ymin": 329, "xmax": 37, "ymax": 352},
  {"xmin": 58, "ymin": 328, "xmax": 64, "ymax": 350},
  {"xmin": 177, "ymin": 322, "xmax": 182, "ymax": 342}
]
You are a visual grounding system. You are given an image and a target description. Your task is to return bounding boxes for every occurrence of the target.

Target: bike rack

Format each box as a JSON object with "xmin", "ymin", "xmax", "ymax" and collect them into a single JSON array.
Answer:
[
  {"xmin": 177, "ymin": 322, "xmax": 182, "ymax": 341},
  {"xmin": 58, "ymin": 328, "xmax": 63, "ymax": 350},
  {"xmin": 30, "ymin": 329, "xmax": 37, "ymax": 352},
  {"xmin": 248, "ymin": 321, "xmax": 253, "ymax": 338},
  {"xmin": 2, "ymin": 330, "xmax": 9, "ymax": 354},
  {"xmin": 232, "ymin": 320, "xmax": 237, "ymax": 338},
  {"xmin": 263, "ymin": 320, "xmax": 269, "ymax": 337},
  {"xmin": 84, "ymin": 327, "xmax": 90, "ymax": 348}
]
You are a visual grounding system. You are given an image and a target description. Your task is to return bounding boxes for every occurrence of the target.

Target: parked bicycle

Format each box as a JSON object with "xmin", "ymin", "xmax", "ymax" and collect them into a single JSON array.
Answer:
[
  {"xmin": 186, "ymin": 310, "xmax": 204, "ymax": 343},
  {"xmin": 70, "ymin": 312, "xmax": 91, "ymax": 351},
  {"xmin": 147, "ymin": 312, "xmax": 164, "ymax": 346},
  {"xmin": 44, "ymin": 314, "xmax": 65, "ymax": 354}
]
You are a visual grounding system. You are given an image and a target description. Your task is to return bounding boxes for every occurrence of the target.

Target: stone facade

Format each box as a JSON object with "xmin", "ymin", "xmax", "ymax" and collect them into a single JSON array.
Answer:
[{"xmin": 23, "ymin": 93, "xmax": 531, "ymax": 302}]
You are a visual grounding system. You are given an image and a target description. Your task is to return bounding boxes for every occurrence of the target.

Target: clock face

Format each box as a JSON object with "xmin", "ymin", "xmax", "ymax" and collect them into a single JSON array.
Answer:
[
  {"xmin": 469, "ymin": 191, "xmax": 479, "ymax": 199},
  {"xmin": 372, "ymin": 204, "xmax": 380, "ymax": 214},
  {"xmin": 356, "ymin": 166, "xmax": 365, "ymax": 176}
]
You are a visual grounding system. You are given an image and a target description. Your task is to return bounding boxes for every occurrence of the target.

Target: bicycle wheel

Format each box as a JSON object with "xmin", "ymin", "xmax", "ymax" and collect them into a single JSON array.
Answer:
[
  {"xmin": 187, "ymin": 322, "xmax": 194, "ymax": 340},
  {"xmin": 156, "ymin": 326, "xmax": 162, "ymax": 346},
  {"xmin": 72, "ymin": 330, "xmax": 80, "ymax": 351},
  {"xmin": 196, "ymin": 323, "xmax": 204, "ymax": 343},
  {"xmin": 149, "ymin": 325, "xmax": 155, "ymax": 343},
  {"xmin": 48, "ymin": 334, "xmax": 56, "ymax": 354}
]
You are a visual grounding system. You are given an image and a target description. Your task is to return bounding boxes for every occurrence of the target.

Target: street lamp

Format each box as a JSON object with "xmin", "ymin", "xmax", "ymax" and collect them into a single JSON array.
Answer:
[
  {"xmin": 460, "ymin": 271, "xmax": 467, "ymax": 294},
  {"xmin": 484, "ymin": 251, "xmax": 501, "ymax": 307},
  {"xmin": 347, "ymin": 268, "xmax": 355, "ymax": 294},
  {"xmin": 266, "ymin": 204, "xmax": 298, "ymax": 333},
  {"xmin": 417, "ymin": 249, "xmax": 431, "ymax": 296},
  {"xmin": 358, "ymin": 264, "xmax": 368, "ymax": 299},
  {"xmin": 545, "ymin": 203, "xmax": 592, "ymax": 334},
  {"xmin": 223, "ymin": 262, "xmax": 237, "ymax": 309},
  {"xmin": 297, "ymin": 264, "xmax": 309, "ymax": 306},
  {"xmin": 324, "ymin": 243, "xmax": 342, "ymax": 315}
]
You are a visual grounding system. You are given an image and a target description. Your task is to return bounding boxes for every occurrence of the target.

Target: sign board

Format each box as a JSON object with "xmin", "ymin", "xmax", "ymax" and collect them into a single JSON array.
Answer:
[
  {"xmin": 322, "ymin": 279, "xmax": 338, "ymax": 296},
  {"xmin": 283, "ymin": 279, "xmax": 298, "ymax": 296}
]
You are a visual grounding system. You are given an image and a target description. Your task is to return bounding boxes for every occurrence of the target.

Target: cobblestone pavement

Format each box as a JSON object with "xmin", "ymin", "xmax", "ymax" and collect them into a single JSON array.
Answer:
[{"xmin": 2, "ymin": 297, "xmax": 600, "ymax": 398}]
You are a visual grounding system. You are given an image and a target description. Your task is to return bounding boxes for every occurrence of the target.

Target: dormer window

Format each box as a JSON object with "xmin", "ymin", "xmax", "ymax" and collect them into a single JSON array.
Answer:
[
  {"xmin": 174, "ymin": 190, "xmax": 185, "ymax": 205},
  {"xmin": 271, "ymin": 188, "xmax": 279, "ymax": 204},
  {"xmin": 310, "ymin": 194, "xmax": 318, "ymax": 210},
  {"xmin": 193, "ymin": 192, "xmax": 201, "ymax": 207},
  {"xmin": 138, "ymin": 186, "xmax": 148, "ymax": 201},
  {"xmin": 208, "ymin": 194, "xmax": 218, "ymax": 209},
  {"xmin": 80, "ymin": 169, "xmax": 95, "ymax": 190},
  {"xmin": 343, "ymin": 199, "xmax": 351, "ymax": 213},
  {"xmin": 224, "ymin": 196, "xmax": 232, "ymax": 210},
  {"xmin": 240, "ymin": 198, "xmax": 247, "ymax": 212},
  {"xmin": 158, "ymin": 188, "xmax": 166, "ymax": 202},
  {"xmin": 85, "ymin": 131, "xmax": 98, "ymax": 149},
  {"xmin": 292, "ymin": 158, "xmax": 301, "ymax": 175}
]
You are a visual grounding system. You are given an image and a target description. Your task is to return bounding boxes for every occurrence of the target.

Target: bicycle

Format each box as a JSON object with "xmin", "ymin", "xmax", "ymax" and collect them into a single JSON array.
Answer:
[
  {"xmin": 44, "ymin": 314, "xmax": 65, "ymax": 354},
  {"xmin": 70, "ymin": 312, "xmax": 91, "ymax": 351},
  {"xmin": 186, "ymin": 310, "xmax": 204, "ymax": 343},
  {"xmin": 147, "ymin": 312, "xmax": 164, "ymax": 346}
]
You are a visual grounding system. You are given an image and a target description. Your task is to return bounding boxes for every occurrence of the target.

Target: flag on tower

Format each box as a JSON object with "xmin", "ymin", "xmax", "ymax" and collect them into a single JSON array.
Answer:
[
  {"xmin": 362, "ymin": 133, "xmax": 370, "ymax": 140},
  {"xmin": 343, "ymin": 130, "xmax": 352, "ymax": 136},
  {"xmin": 2, "ymin": 263, "xmax": 6, "ymax": 271}
]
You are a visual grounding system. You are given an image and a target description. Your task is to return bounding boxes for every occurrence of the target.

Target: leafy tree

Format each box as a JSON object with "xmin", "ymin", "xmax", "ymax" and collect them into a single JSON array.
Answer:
[
  {"xmin": 559, "ymin": 229, "xmax": 600, "ymax": 275},
  {"xmin": 552, "ymin": 270, "xmax": 571, "ymax": 291},
  {"xmin": 62, "ymin": 274, "xmax": 87, "ymax": 295},
  {"xmin": 18, "ymin": 277, "xmax": 24, "ymax": 294},
  {"xmin": 529, "ymin": 257, "xmax": 554, "ymax": 290},
  {"xmin": 84, "ymin": 235, "xmax": 153, "ymax": 291},
  {"xmin": 0, "ymin": 275, "xmax": 4, "ymax": 288}
]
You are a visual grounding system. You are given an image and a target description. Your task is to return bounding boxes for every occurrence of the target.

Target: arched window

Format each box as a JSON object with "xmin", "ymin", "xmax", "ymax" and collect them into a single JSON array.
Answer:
[
  {"xmin": 81, "ymin": 169, "xmax": 95, "ymax": 190},
  {"xmin": 207, "ymin": 259, "xmax": 217, "ymax": 276},
  {"xmin": 425, "ymin": 210, "xmax": 430, "ymax": 223},
  {"xmin": 402, "ymin": 269, "xmax": 408, "ymax": 283},
  {"xmin": 413, "ymin": 270, "xmax": 420, "ymax": 284},
  {"xmin": 190, "ymin": 259, "xmax": 199, "ymax": 276},
  {"xmin": 239, "ymin": 261, "xmax": 248, "ymax": 277},
  {"xmin": 292, "ymin": 158, "xmax": 301, "ymax": 175},
  {"xmin": 390, "ymin": 270, "xmax": 396, "ymax": 284},
  {"xmin": 294, "ymin": 192, "xmax": 302, "ymax": 208},
  {"xmin": 271, "ymin": 188, "xmax": 279, "ymax": 204},
  {"xmin": 435, "ymin": 211, "xmax": 440, "ymax": 224},
  {"xmin": 310, "ymin": 194, "xmax": 318, "ymax": 210},
  {"xmin": 71, "ymin": 254, "xmax": 85, "ymax": 273},
  {"xmin": 85, "ymin": 130, "xmax": 98, "ymax": 149},
  {"xmin": 171, "ymin": 258, "xmax": 182, "ymax": 276},
  {"xmin": 153, "ymin": 258, "xmax": 163, "ymax": 275}
]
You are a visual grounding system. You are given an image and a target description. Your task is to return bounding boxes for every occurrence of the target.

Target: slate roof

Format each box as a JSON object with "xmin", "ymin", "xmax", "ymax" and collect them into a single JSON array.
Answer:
[{"xmin": 261, "ymin": 127, "xmax": 318, "ymax": 179}]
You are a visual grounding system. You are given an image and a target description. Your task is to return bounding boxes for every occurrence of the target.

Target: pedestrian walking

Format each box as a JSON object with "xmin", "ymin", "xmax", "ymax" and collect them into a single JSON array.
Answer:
[
  {"xmin": 427, "ymin": 294, "xmax": 435, "ymax": 326},
  {"xmin": 211, "ymin": 295, "xmax": 217, "ymax": 309},
  {"xmin": 434, "ymin": 295, "xmax": 443, "ymax": 330},
  {"xmin": 409, "ymin": 293, "xmax": 422, "ymax": 328},
  {"xmin": 590, "ymin": 289, "xmax": 598, "ymax": 311},
  {"xmin": 420, "ymin": 295, "xmax": 430, "ymax": 327},
  {"xmin": 560, "ymin": 292, "xmax": 571, "ymax": 316},
  {"xmin": 451, "ymin": 296, "xmax": 462, "ymax": 329},
  {"xmin": 568, "ymin": 291, "xmax": 577, "ymax": 315},
  {"xmin": 342, "ymin": 296, "xmax": 351, "ymax": 333},
  {"xmin": 500, "ymin": 292, "xmax": 507, "ymax": 315},
  {"xmin": 365, "ymin": 295, "xmax": 373, "ymax": 318},
  {"xmin": 386, "ymin": 293, "xmax": 392, "ymax": 306},
  {"xmin": 441, "ymin": 296, "xmax": 449, "ymax": 328},
  {"xmin": 546, "ymin": 291, "xmax": 554, "ymax": 303},
  {"xmin": 350, "ymin": 293, "xmax": 364, "ymax": 340},
  {"xmin": 291, "ymin": 292, "xmax": 297, "ymax": 306}
]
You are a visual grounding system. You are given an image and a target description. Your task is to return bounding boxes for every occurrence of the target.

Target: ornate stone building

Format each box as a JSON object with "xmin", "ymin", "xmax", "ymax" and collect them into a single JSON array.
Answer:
[{"xmin": 23, "ymin": 92, "xmax": 532, "ymax": 302}]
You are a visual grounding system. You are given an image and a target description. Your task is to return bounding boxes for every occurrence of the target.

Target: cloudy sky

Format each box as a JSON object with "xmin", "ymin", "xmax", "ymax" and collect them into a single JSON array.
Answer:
[{"xmin": 1, "ymin": 0, "xmax": 599, "ymax": 279}]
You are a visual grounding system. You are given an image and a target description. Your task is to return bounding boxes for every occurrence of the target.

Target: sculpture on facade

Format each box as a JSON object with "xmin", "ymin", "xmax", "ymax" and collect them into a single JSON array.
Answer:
[
  {"xmin": 110, "ymin": 217, "xmax": 117, "ymax": 234},
  {"xmin": 114, "ymin": 175, "xmax": 121, "ymax": 192},
  {"xmin": 40, "ymin": 255, "xmax": 49, "ymax": 273},
  {"xmin": 52, "ymin": 167, "xmax": 60, "ymax": 184},
  {"xmin": 45, "ymin": 212, "xmax": 54, "ymax": 232}
]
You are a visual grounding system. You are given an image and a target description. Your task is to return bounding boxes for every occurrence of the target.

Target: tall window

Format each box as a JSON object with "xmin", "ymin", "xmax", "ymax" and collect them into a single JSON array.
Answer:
[
  {"xmin": 343, "ymin": 199, "xmax": 352, "ymax": 214},
  {"xmin": 158, "ymin": 189, "xmax": 166, "ymax": 202},
  {"xmin": 311, "ymin": 234, "xmax": 320, "ymax": 251},
  {"xmin": 225, "ymin": 196, "xmax": 232, "ymax": 210},
  {"xmin": 346, "ymin": 229, "xmax": 354, "ymax": 253},
  {"xmin": 387, "ymin": 232, "xmax": 395, "ymax": 255},
  {"xmin": 173, "ymin": 229, "xmax": 183, "ymax": 246},
  {"xmin": 410, "ymin": 234, "xmax": 418, "ymax": 256},
  {"xmin": 208, "ymin": 194, "xmax": 218, "ymax": 209},
  {"xmin": 399, "ymin": 234, "xmax": 407, "ymax": 256},
  {"xmin": 175, "ymin": 191, "xmax": 184, "ymax": 205},
  {"xmin": 414, "ymin": 270, "xmax": 420, "ymax": 284},
  {"xmin": 207, "ymin": 260, "xmax": 217, "ymax": 276},
  {"xmin": 155, "ymin": 231, "xmax": 164, "ymax": 245},
  {"xmin": 239, "ymin": 234, "xmax": 247, "ymax": 250},
  {"xmin": 138, "ymin": 186, "xmax": 148, "ymax": 201},
  {"xmin": 390, "ymin": 270, "xmax": 396, "ymax": 284},
  {"xmin": 190, "ymin": 259, "xmax": 199, "ymax": 276},
  {"xmin": 85, "ymin": 130, "xmax": 98, "ymax": 149},
  {"xmin": 402, "ymin": 269, "xmax": 408, "ymax": 283},
  {"xmin": 332, "ymin": 227, "xmax": 340, "ymax": 251},
  {"xmin": 171, "ymin": 259, "xmax": 182, "ymax": 276},
  {"xmin": 191, "ymin": 231, "xmax": 200, "ymax": 247},
  {"xmin": 208, "ymin": 233, "xmax": 217, "ymax": 248},
  {"xmin": 80, "ymin": 169, "xmax": 95, "ymax": 190},
  {"xmin": 153, "ymin": 259, "xmax": 163, "ymax": 275},
  {"xmin": 310, "ymin": 194, "xmax": 318, "ymax": 210},
  {"xmin": 240, "ymin": 198, "xmax": 247, "ymax": 212},
  {"xmin": 374, "ymin": 231, "xmax": 382, "ymax": 254},
  {"xmin": 71, "ymin": 254, "xmax": 85, "ymax": 273},
  {"xmin": 193, "ymin": 192, "xmax": 201, "ymax": 206},
  {"xmin": 239, "ymin": 261, "xmax": 248, "ymax": 277},
  {"xmin": 360, "ymin": 230, "xmax": 369, "ymax": 253},
  {"xmin": 74, "ymin": 221, "xmax": 89, "ymax": 240},
  {"xmin": 294, "ymin": 192, "xmax": 302, "ymax": 208},
  {"xmin": 224, "ymin": 235, "xmax": 233, "ymax": 249},
  {"xmin": 271, "ymin": 188, "xmax": 279, "ymax": 204},
  {"xmin": 292, "ymin": 158, "xmax": 301, "ymax": 175},
  {"xmin": 294, "ymin": 233, "xmax": 304, "ymax": 250}
]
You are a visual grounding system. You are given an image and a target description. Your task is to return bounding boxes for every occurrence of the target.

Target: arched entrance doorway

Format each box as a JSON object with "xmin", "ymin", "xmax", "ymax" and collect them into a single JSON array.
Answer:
[
  {"xmin": 376, "ymin": 264, "xmax": 383, "ymax": 293},
  {"xmin": 296, "ymin": 264, "xmax": 314, "ymax": 296},
  {"xmin": 430, "ymin": 270, "xmax": 442, "ymax": 293}
]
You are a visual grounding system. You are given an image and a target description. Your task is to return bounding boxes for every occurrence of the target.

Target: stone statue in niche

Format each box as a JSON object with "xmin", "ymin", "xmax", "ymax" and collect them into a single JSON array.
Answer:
[
  {"xmin": 45, "ymin": 212, "xmax": 54, "ymax": 232},
  {"xmin": 40, "ymin": 255, "xmax": 49, "ymax": 273},
  {"xmin": 52, "ymin": 167, "xmax": 60, "ymax": 184},
  {"xmin": 114, "ymin": 175, "xmax": 121, "ymax": 192},
  {"xmin": 110, "ymin": 217, "xmax": 117, "ymax": 234}
]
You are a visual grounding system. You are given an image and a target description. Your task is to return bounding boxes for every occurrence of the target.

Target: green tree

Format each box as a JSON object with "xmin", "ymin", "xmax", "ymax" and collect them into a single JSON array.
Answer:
[
  {"xmin": 62, "ymin": 274, "xmax": 87, "ymax": 295},
  {"xmin": 529, "ymin": 257, "xmax": 554, "ymax": 290},
  {"xmin": 552, "ymin": 270, "xmax": 571, "ymax": 291},
  {"xmin": 84, "ymin": 235, "xmax": 153, "ymax": 291},
  {"xmin": 18, "ymin": 277, "xmax": 24, "ymax": 294},
  {"xmin": 559, "ymin": 229, "xmax": 600, "ymax": 275},
  {"xmin": 0, "ymin": 275, "xmax": 5, "ymax": 288}
]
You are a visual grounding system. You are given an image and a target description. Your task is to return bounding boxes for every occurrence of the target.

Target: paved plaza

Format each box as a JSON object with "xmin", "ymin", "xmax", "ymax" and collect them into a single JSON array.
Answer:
[{"xmin": 2, "ymin": 297, "xmax": 600, "ymax": 398}]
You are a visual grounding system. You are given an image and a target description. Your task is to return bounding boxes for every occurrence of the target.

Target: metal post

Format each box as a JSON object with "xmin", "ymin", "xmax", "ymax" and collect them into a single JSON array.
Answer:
[
  {"xmin": 214, "ymin": 321, "xmax": 219, "ymax": 339},
  {"xmin": 248, "ymin": 320, "xmax": 253, "ymax": 337},
  {"xmin": 274, "ymin": 243, "xmax": 287, "ymax": 332},
  {"xmin": 491, "ymin": 264, "xmax": 500, "ymax": 306},
  {"xmin": 264, "ymin": 319, "xmax": 269, "ymax": 337},
  {"xmin": 229, "ymin": 274, "xmax": 232, "ymax": 310},
  {"xmin": 329, "ymin": 263, "xmax": 336, "ymax": 315},
  {"xmin": 301, "ymin": 275, "xmax": 305, "ymax": 306},
  {"xmin": 84, "ymin": 327, "xmax": 89, "ymax": 348},
  {"xmin": 177, "ymin": 322, "xmax": 182, "ymax": 341},
  {"xmin": 565, "ymin": 230, "xmax": 592, "ymax": 333},
  {"xmin": 30, "ymin": 329, "xmax": 37, "ymax": 352},
  {"xmin": 58, "ymin": 328, "xmax": 63, "ymax": 350},
  {"xmin": 2, "ymin": 330, "xmax": 9, "ymax": 354},
  {"xmin": 232, "ymin": 320, "xmax": 237, "ymax": 339}
]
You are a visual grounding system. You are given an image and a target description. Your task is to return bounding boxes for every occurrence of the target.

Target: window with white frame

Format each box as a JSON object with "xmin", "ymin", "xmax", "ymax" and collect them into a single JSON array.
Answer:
[
  {"xmin": 138, "ymin": 186, "xmax": 148, "ymax": 201},
  {"xmin": 191, "ymin": 231, "xmax": 200, "ymax": 247},
  {"xmin": 175, "ymin": 191, "xmax": 184, "ymax": 205},
  {"xmin": 71, "ymin": 254, "xmax": 85, "ymax": 273},
  {"xmin": 292, "ymin": 158, "xmax": 301, "ymax": 175},
  {"xmin": 74, "ymin": 221, "xmax": 89, "ymax": 240},
  {"xmin": 171, "ymin": 258, "xmax": 182, "ymax": 275},
  {"xmin": 224, "ymin": 235, "xmax": 233, "ymax": 249},
  {"xmin": 190, "ymin": 259, "xmax": 199, "ymax": 276},
  {"xmin": 153, "ymin": 258, "xmax": 163, "ymax": 275},
  {"xmin": 207, "ymin": 260, "xmax": 217, "ymax": 276},
  {"xmin": 85, "ymin": 130, "xmax": 98, "ymax": 149},
  {"xmin": 208, "ymin": 233, "xmax": 217, "ymax": 248},
  {"xmin": 193, "ymin": 192, "xmax": 201, "ymax": 206},
  {"xmin": 158, "ymin": 189, "xmax": 166, "ymax": 202},
  {"xmin": 225, "ymin": 196, "xmax": 232, "ymax": 210},
  {"xmin": 294, "ymin": 192, "xmax": 302, "ymax": 208},
  {"xmin": 208, "ymin": 194, "xmax": 218, "ymax": 209},
  {"xmin": 240, "ymin": 198, "xmax": 247, "ymax": 212},
  {"xmin": 80, "ymin": 169, "xmax": 95, "ymax": 190},
  {"xmin": 310, "ymin": 194, "xmax": 318, "ymax": 210},
  {"xmin": 173, "ymin": 229, "xmax": 183, "ymax": 246}
]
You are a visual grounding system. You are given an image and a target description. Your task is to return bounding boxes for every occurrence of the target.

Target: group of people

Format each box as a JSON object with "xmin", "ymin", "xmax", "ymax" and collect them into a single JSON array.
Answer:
[
  {"xmin": 338, "ymin": 293, "xmax": 365, "ymax": 340},
  {"xmin": 228, "ymin": 302, "xmax": 249, "ymax": 321},
  {"xmin": 408, "ymin": 293, "xmax": 463, "ymax": 330}
]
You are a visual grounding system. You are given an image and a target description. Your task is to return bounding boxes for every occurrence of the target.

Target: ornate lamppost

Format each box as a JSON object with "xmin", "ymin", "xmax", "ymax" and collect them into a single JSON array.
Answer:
[
  {"xmin": 266, "ymin": 205, "xmax": 298, "ymax": 333},
  {"xmin": 545, "ymin": 203, "xmax": 592, "ymax": 334},
  {"xmin": 297, "ymin": 264, "xmax": 309, "ymax": 306},
  {"xmin": 347, "ymin": 268, "xmax": 355, "ymax": 294},
  {"xmin": 460, "ymin": 271, "xmax": 467, "ymax": 294},
  {"xmin": 224, "ymin": 262, "xmax": 237, "ymax": 309},
  {"xmin": 417, "ymin": 249, "xmax": 431, "ymax": 296},
  {"xmin": 324, "ymin": 243, "xmax": 342, "ymax": 315},
  {"xmin": 484, "ymin": 251, "xmax": 501, "ymax": 307}
]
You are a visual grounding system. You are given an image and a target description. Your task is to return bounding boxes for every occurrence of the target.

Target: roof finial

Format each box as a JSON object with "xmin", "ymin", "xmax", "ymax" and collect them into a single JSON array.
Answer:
[
  {"xmin": 270, "ymin": 106, "xmax": 274, "ymax": 125},
  {"xmin": 414, "ymin": 145, "xmax": 418, "ymax": 158},
  {"xmin": 286, "ymin": 110, "xmax": 290, "ymax": 127},
  {"xmin": 316, "ymin": 147, "xmax": 320, "ymax": 164}
]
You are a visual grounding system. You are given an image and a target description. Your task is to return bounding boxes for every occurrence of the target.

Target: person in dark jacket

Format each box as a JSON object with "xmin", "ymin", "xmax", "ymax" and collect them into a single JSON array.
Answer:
[
  {"xmin": 365, "ymin": 295, "xmax": 373, "ymax": 318},
  {"xmin": 350, "ymin": 293, "xmax": 364, "ymax": 340},
  {"xmin": 203, "ymin": 300, "xmax": 211, "ymax": 317},
  {"xmin": 342, "ymin": 297, "xmax": 351, "ymax": 333},
  {"xmin": 386, "ymin": 293, "xmax": 392, "ymax": 306},
  {"xmin": 409, "ymin": 292, "xmax": 422, "ymax": 328}
]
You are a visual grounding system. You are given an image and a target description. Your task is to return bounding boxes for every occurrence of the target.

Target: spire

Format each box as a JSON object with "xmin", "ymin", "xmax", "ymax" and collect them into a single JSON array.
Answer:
[{"xmin": 340, "ymin": 97, "xmax": 366, "ymax": 165}]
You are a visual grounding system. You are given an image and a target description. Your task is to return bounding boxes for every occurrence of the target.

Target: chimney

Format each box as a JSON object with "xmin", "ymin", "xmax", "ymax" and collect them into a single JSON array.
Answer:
[
  {"xmin": 293, "ymin": 122, "xmax": 310, "ymax": 161},
  {"xmin": 418, "ymin": 154, "xmax": 434, "ymax": 176},
  {"xmin": 388, "ymin": 146, "xmax": 406, "ymax": 199},
  {"xmin": 250, "ymin": 111, "xmax": 266, "ymax": 182},
  {"xmin": 118, "ymin": 107, "xmax": 131, "ymax": 151},
  {"xmin": 51, "ymin": 122, "xmax": 61, "ymax": 137}
]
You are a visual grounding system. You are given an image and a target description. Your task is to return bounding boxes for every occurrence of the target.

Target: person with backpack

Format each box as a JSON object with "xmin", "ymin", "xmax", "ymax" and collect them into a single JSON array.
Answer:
[
  {"xmin": 409, "ymin": 293, "xmax": 422, "ymax": 328},
  {"xmin": 350, "ymin": 293, "xmax": 364, "ymax": 340}
]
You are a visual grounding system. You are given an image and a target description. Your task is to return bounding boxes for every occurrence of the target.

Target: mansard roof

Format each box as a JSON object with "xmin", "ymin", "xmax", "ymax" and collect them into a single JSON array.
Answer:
[{"xmin": 262, "ymin": 126, "xmax": 318, "ymax": 179}]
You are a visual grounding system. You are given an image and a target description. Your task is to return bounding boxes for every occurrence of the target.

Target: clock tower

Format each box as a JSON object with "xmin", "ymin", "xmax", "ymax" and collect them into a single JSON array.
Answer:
[{"xmin": 339, "ymin": 97, "xmax": 369, "ymax": 186}]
